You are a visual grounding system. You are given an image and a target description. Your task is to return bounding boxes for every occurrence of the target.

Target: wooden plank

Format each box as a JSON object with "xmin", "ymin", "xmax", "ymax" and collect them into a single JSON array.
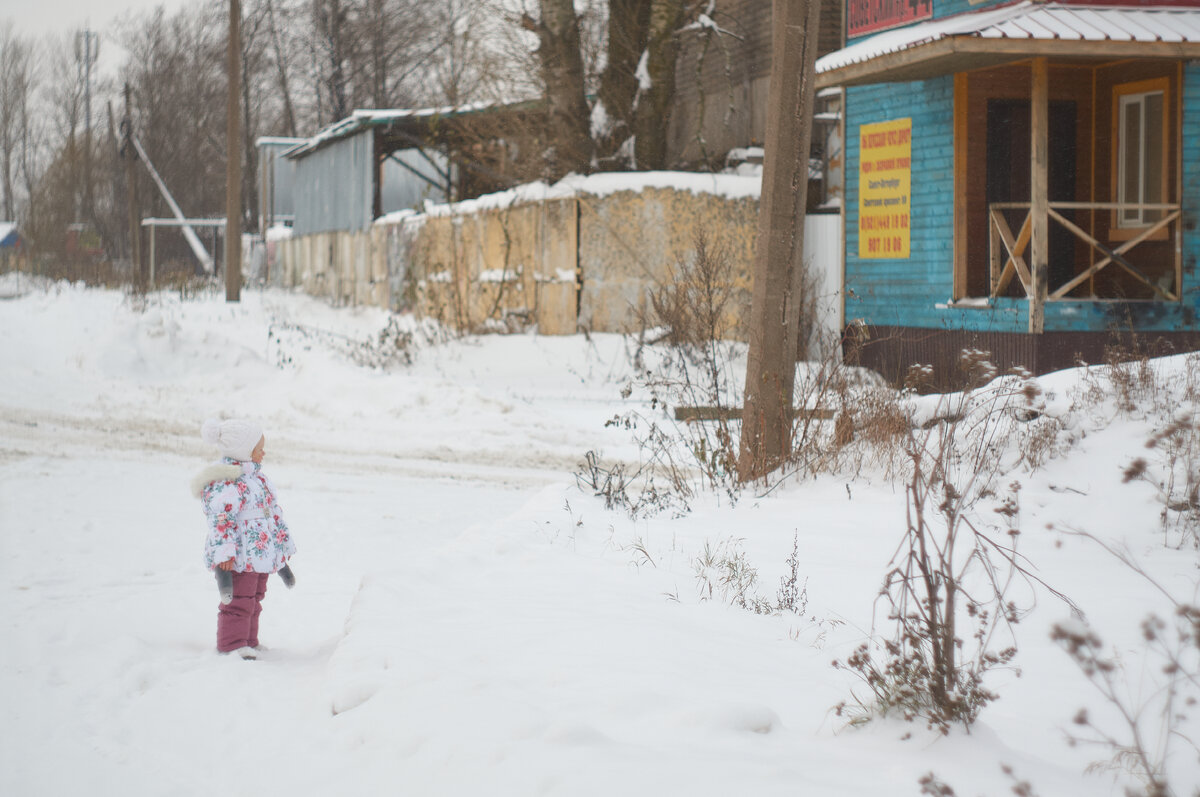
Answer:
[
  {"xmin": 989, "ymin": 206, "xmax": 1001, "ymax": 297},
  {"xmin": 815, "ymin": 37, "xmax": 1200, "ymax": 90},
  {"xmin": 675, "ymin": 406, "xmax": 836, "ymax": 422},
  {"xmin": 1050, "ymin": 209, "xmax": 1180, "ymax": 299},
  {"xmin": 952, "ymin": 38, "xmax": 1200, "ymax": 61},
  {"xmin": 1045, "ymin": 202, "xmax": 1180, "ymax": 211},
  {"xmin": 1028, "ymin": 57, "xmax": 1048, "ymax": 335},
  {"xmin": 992, "ymin": 210, "xmax": 1033, "ymax": 296}
]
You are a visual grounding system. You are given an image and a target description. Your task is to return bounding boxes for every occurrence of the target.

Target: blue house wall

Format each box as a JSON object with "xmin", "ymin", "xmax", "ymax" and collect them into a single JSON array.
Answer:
[{"xmin": 843, "ymin": 64, "xmax": 1200, "ymax": 335}]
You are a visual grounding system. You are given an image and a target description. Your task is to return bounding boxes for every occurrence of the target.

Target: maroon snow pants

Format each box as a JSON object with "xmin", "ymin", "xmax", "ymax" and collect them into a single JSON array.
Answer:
[{"xmin": 217, "ymin": 571, "xmax": 270, "ymax": 652}]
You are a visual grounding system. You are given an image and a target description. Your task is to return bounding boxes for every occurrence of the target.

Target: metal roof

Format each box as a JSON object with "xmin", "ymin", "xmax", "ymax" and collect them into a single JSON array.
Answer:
[
  {"xmin": 283, "ymin": 99, "xmax": 542, "ymax": 160},
  {"xmin": 817, "ymin": 2, "xmax": 1200, "ymax": 82}
]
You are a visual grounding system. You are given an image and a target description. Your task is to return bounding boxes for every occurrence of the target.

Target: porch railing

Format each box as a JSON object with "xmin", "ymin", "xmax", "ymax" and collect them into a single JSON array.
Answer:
[{"xmin": 988, "ymin": 202, "xmax": 1182, "ymax": 301}]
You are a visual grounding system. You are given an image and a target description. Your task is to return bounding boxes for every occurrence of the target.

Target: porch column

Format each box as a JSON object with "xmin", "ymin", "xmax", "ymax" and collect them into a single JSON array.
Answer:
[{"xmin": 1028, "ymin": 57, "xmax": 1049, "ymax": 334}]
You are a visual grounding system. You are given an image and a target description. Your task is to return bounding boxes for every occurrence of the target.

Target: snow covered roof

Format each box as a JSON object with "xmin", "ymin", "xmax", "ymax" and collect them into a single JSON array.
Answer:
[
  {"xmin": 284, "ymin": 99, "xmax": 542, "ymax": 160},
  {"xmin": 256, "ymin": 136, "xmax": 306, "ymax": 148},
  {"xmin": 0, "ymin": 222, "xmax": 18, "ymax": 247},
  {"xmin": 816, "ymin": 2, "xmax": 1200, "ymax": 87}
]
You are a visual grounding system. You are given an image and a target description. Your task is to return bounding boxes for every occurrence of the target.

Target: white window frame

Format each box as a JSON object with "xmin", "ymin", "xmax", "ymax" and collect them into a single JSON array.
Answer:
[{"xmin": 1115, "ymin": 86, "xmax": 1166, "ymax": 230}]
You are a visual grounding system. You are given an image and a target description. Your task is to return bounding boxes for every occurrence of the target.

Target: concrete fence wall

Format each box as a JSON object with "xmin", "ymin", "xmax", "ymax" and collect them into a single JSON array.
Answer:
[{"xmin": 267, "ymin": 189, "xmax": 844, "ymax": 344}]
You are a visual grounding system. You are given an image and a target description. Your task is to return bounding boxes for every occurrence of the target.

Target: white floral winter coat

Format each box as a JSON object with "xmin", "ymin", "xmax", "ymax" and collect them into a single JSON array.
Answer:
[{"xmin": 192, "ymin": 458, "xmax": 296, "ymax": 573}]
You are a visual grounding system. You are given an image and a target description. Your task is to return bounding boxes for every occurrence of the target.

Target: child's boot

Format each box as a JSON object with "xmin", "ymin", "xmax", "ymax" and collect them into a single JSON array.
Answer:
[
  {"xmin": 215, "ymin": 568, "xmax": 233, "ymax": 604},
  {"xmin": 278, "ymin": 564, "xmax": 296, "ymax": 589}
]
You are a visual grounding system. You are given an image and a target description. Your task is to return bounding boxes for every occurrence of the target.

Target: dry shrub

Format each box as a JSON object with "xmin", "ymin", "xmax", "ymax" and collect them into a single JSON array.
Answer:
[
  {"xmin": 590, "ymin": 226, "xmax": 745, "ymax": 512},
  {"xmin": 833, "ymin": 352, "xmax": 1075, "ymax": 733},
  {"xmin": 1051, "ymin": 529, "xmax": 1200, "ymax": 797},
  {"xmin": 1077, "ymin": 350, "xmax": 1200, "ymax": 549}
]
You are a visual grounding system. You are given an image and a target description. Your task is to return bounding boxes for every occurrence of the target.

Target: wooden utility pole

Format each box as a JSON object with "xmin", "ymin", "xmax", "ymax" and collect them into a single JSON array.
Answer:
[
  {"xmin": 121, "ymin": 83, "xmax": 142, "ymax": 291},
  {"xmin": 737, "ymin": 0, "xmax": 822, "ymax": 481},
  {"xmin": 225, "ymin": 0, "xmax": 242, "ymax": 302}
]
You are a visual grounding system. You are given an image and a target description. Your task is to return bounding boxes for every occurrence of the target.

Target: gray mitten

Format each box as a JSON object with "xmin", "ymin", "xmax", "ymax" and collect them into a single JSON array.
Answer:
[
  {"xmin": 278, "ymin": 564, "xmax": 296, "ymax": 589},
  {"xmin": 215, "ymin": 568, "xmax": 233, "ymax": 605}
]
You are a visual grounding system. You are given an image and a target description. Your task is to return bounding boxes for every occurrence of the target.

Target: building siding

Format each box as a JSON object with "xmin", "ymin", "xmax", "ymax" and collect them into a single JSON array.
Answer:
[
  {"xmin": 844, "ymin": 64, "xmax": 1200, "ymax": 337},
  {"xmin": 1182, "ymin": 61, "xmax": 1200, "ymax": 326},
  {"xmin": 844, "ymin": 76, "xmax": 964, "ymax": 330},
  {"xmin": 291, "ymin": 130, "xmax": 374, "ymax": 236}
]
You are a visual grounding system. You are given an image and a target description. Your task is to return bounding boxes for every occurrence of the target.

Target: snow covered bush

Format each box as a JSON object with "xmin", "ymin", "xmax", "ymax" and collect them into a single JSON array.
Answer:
[{"xmin": 266, "ymin": 315, "xmax": 448, "ymax": 370}]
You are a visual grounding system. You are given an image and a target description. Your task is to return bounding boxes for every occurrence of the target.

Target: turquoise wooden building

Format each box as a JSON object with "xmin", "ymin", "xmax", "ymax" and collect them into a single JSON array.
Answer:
[{"xmin": 815, "ymin": 0, "xmax": 1200, "ymax": 385}]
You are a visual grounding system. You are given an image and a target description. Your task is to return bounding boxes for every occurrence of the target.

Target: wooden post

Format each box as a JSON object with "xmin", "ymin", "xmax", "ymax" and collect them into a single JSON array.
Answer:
[
  {"xmin": 737, "ymin": 0, "xmax": 822, "ymax": 482},
  {"xmin": 225, "ymin": 0, "xmax": 242, "ymax": 302},
  {"xmin": 122, "ymin": 84, "xmax": 142, "ymax": 291},
  {"xmin": 148, "ymin": 224, "xmax": 156, "ymax": 290},
  {"xmin": 1029, "ymin": 57, "xmax": 1048, "ymax": 334}
]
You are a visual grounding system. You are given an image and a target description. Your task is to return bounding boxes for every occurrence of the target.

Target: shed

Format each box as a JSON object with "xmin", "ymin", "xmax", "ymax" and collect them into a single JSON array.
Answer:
[
  {"xmin": 255, "ymin": 137, "xmax": 304, "ymax": 236},
  {"xmin": 282, "ymin": 99, "xmax": 547, "ymax": 237},
  {"xmin": 815, "ymin": 0, "xmax": 1200, "ymax": 386}
]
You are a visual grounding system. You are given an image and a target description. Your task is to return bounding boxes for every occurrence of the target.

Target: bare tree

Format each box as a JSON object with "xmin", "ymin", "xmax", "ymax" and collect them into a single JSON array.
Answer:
[
  {"xmin": 355, "ymin": 0, "xmax": 432, "ymax": 108},
  {"xmin": 522, "ymin": 0, "xmax": 593, "ymax": 179},
  {"xmin": 593, "ymin": 0, "xmax": 649, "ymax": 166},
  {"xmin": 262, "ymin": 0, "xmax": 299, "ymax": 136},
  {"xmin": 117, "ymin": 4, "xmax": 227, "ymax": 268},
  {"xmin": 311, "ymin": 0, "xmax": 352, "ymax": 123},
  {"xmin": 631, "ymin": 0, "xmax": 686, "ymax": 169},
  {"xmin": 425, "ymin": 0, "xmax": 506, "ymax": 105},
  {"xmin": 0, "ymin": 23, "xmax": 37, "ymax": 222}
]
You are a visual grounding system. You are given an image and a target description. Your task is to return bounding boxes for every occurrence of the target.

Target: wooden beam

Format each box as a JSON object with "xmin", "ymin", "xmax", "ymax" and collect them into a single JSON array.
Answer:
[
  {"xmin": 954, "ymin": 73, "xmax": 968, "ymax": 300},
  {"xmin": 1048, "ymin": 208, "xmax": 1179, "ymax": 300},
  {"xmin": 676, "ymin": 406, "xmax": 836, "ymax": 422},
  {"xmin": 992, "ymin": 210, "xmax": 1033, "ymax": 296},
  {"xmin": 1029, "ymin": 57, "xmax": 1048, "ymax": 334},
  {"xmin": 814, "ymin": 36, "xmax": 1200, "ymax": 90},
  {"xmin": 990, "ymin": 206, "xmax": 1002, "ymax": 297}
]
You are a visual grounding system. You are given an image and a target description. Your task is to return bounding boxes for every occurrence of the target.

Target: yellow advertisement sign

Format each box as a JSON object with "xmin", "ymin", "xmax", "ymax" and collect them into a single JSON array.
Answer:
[{"xmin": 858, "ymin": 118, "xmax": 911, "ymax": 259}]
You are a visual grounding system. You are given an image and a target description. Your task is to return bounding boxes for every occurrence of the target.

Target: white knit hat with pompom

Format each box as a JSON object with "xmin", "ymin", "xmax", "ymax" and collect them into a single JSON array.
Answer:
[{"xmin": 201, "ymin": 418, "xmax": 263, "ymax": 461}]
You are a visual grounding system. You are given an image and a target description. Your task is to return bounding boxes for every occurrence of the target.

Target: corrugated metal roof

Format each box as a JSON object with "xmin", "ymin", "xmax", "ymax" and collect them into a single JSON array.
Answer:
[
  {"xmin": 817, "ymin": 2, "xmax": 1200, "ymax": 74},
  {"xmin": 284, "ymin": 99, "xmax": 541, "ymax": 160}
]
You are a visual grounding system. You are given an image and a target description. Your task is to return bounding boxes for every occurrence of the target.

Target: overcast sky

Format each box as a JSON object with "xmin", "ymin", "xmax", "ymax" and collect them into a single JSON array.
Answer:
[
  {"xmin": 3, "ymin": 0, "xmax": 197, "ymax": 78},
  {"xmin": 3, "ymin": 0, "xmax": 200, "ymax": 38}
]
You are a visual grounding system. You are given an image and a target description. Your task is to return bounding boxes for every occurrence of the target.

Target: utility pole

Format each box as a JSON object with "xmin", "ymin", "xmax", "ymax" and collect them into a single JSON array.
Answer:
[
  {"xmin": 737, "ymin": 0, "xmax": 822, "ymax": 482},
  {"xmin": 120, "ymin": 83, "xmax": 142, "ymax": 290},
  {"xmin": 225, "ymin": 0, "xmax": 242, "ymax": 302},
  {"xmin": 76, "ymin": 30, "xmax": 99, "ymax": 223}
]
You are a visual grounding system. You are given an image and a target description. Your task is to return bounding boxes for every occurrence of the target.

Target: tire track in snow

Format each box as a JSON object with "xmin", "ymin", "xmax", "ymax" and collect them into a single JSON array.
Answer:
[{"xmin": 0, "ymin": 407, "xmax": 606, "ymax": 487}]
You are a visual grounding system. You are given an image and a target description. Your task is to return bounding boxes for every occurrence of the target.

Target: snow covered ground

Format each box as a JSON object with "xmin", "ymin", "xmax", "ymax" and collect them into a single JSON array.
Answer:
[{"xmin": 1, "ymin": 277, "xmax": 1197, "ymax": 796}]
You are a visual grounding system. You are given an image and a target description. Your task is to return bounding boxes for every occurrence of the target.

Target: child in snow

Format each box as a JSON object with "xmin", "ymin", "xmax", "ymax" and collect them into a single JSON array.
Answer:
[{"xmin": 192, "ymin": 418, "xmax": 297, "ymax": 660}]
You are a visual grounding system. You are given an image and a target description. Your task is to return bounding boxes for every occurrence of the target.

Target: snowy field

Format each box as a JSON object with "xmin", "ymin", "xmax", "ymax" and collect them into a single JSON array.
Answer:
[{"xmin": 1, "ymin": 277, "xmax": 1197, "ymax": 796}]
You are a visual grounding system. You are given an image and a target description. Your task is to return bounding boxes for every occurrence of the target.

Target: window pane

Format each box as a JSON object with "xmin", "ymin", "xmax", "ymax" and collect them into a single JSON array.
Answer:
[
  {"xmin": 1144, "ymin": 92, "xmax": 1164, "ymax": 224},
  {"xmin": 1121, "ymin": 97, "xmax": 1141, "ymax": 225}
]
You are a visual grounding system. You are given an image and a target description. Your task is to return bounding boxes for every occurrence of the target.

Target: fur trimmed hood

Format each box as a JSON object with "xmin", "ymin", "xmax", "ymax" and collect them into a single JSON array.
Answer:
[{"xmin": 190, "ymin": 463, "xmax": 243, "ymax": 498}]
